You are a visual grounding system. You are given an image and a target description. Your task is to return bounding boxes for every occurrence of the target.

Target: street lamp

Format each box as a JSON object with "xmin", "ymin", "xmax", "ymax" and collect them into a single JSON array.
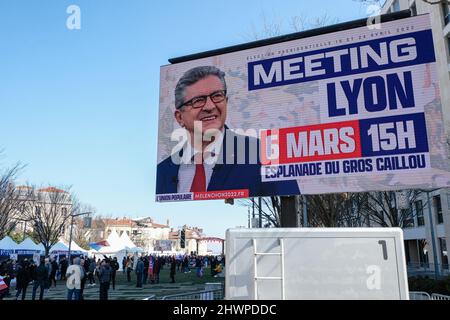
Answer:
[{"xmin": 67, "ymin": 211, "xmax": 91, "ymax": 264}]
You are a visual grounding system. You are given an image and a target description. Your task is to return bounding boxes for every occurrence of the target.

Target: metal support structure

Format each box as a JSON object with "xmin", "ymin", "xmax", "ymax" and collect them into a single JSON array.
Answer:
[
  {"xmin": 426, "ymin": 191, "xmax": 440, "ymax": 279},
  {"xmin": 302, "ymin": 195, "xmax": 308, "ymax": 227},
  {"xmin": 258, "ymin": 197, "xmax": 262, "ymax": 228},
  {"xmin": 252, "ymin": 238, "xmax": 285, "ymax": 299},
  {"xmin": 67, "ymin": 211, "xmax": 91, "ymax": 264},
  {"xmin": 252, "ymin": 198, "xmax": 255, "ymax": 228},
  {"xmin": 280, "ymin": 196, "xmax": 297, "ymax": 227},
  {"xmin": 67, "ymin": 215, "xmax": 74, "ymax": 263}
]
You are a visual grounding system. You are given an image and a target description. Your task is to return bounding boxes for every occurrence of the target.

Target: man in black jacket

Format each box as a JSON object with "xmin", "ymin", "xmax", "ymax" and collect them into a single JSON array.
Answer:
[
  {"xmin": 59, "ymin": 257, "xmax": 68, "ymax": 281},
  {"xmin": 15, "ymin": 259, "xmax": 31, "ymax": 300},
  {"xmin": 110, "ymin": 257, "xmax": 119, "ymax": 290},
  {"xmin": 49, "ymin": 258, "xmax": 58, "ymax": 287},
  {"xmin": 170, "ymin": 256, "xmax": 176, "ymax": 283},
  {"xmin": 98, "ymin": 259, "xmax": 112, "ymax": 300},
  {"xmin": 32, "ymin": 257, "xmax": 47, "ymax": 300}
]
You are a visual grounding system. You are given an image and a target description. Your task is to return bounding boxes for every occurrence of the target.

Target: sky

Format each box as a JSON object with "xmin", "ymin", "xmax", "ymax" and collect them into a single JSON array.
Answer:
[{"xmin": 0, "ymin": 0, "xmax": 371, "ymax": 239}]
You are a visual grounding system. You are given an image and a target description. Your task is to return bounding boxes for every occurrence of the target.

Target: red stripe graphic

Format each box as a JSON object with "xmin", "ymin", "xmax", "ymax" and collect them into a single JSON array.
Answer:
[{"xmin": 261, "ymin": 120, "xmax": 361, "ymax": 165}]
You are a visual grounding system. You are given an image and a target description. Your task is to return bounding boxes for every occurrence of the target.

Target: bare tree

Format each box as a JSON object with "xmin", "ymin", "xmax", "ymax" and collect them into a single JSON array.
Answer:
[
  {"xmin": 305, "ymin": 193, "xmax": 357, "ymax": 227},
  {"xmin": 0, "ymin": 153, "xmax": 25, "ymax": 238},
  {"xmin": 354, "ymin": 0, "xmax": 449, "ymax": 6},
  {"xmin": 358, "ymin": 190, "xmax": 425, "ymax": 228},
  {"xmin": 20, "ymin": 185, "xmax": 77, "ymax": 255},
  {"xmin": 238, "ymin": 197, "xmax": 283, "ymax": 227},
  {"xmin": 80, "ymin": 215, "xmax": 106, "ymax": 244},
  {"xmin": 244, "ymin": 10, "xmax": 339, "ymax": 41}
]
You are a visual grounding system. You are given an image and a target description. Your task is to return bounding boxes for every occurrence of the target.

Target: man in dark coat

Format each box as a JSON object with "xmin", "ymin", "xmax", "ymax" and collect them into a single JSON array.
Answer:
[
  {"xmin": 170, "ymin": 256, "xmax": 176, "ymax": 283},
  {"xmin": 142, "ymin": 257, "xmax": 149, "ymax": 285},
  {"xmin": 15, "ymin": 260, "xmax": 31, "ymax": 300},
  {"xmin": 49, "ymin": 258, "xmax": 58, "ymax": 287},
  {"xmin": 135, "ymin": 257, "xmax": 144, "ymax": 288},
  {"xmin": 110, "ymin": 257, "xmax": 119, "ymax": 290},
  {"xmin": 98, "ymin": 259, "xmax": 112, "ymax": 300},
  {"xmin": 60, "ymin": 257, "xmax": 68, "ymax": 281},
  {"xmin": 32, "ymin": 257, "xmax": 47, "ymax": 300}
]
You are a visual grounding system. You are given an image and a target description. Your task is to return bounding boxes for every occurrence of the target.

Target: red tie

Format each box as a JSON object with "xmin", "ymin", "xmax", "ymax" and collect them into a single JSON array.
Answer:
[{"xmin": 190, "ymin": 163, "xmax": 206, "ymax": 192}]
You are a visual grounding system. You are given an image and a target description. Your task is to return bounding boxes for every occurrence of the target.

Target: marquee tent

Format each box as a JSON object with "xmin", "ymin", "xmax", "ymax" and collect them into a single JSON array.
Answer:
[
  {"xmin": 49, "ymin": 241, "xmax": 70, "ymax": 253},
  {"xmin": 0, "ymin": 236, "xmax": 19, "ymax": 256},
  {"xmin": 66, "ymin": 240, "xmax": 88, "ymax": 254},
  {"xmin": 16, "ymin": 238, "xmax": 43, "ymax": 254},
  {"xmin": 91, "ymin": 230, "xmax": 135, "ymax": 270},
  {"xmin": 119, "ymin": 232, "xmax": 143, "ymax": 253}
]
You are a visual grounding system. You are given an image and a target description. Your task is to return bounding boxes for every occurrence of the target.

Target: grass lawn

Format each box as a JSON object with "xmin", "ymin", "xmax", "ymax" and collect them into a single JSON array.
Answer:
[{"xmin": 114, "ymin": 266, "xmax": 225, "ymax": 299}]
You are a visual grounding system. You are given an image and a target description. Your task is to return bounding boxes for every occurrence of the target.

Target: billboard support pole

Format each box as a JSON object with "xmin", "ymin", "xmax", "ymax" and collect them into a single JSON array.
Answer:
[
  {"xmin": 302, "ymin": 196, "xmax": 308, "ymax": 227},
  {"xmin": 252, "ymin": 198, "xmax": 255, "ymax": 228},
  {"xmin": 280, "ymin": 196, "xmax": 297, "ymax": 227},
  {"xmin": 258, "ymin": 197, "xmax": 262, "ymax": 228},
  {"xmin": 426, "ymin": 190, "xmax": 440, "ymax": 279}
]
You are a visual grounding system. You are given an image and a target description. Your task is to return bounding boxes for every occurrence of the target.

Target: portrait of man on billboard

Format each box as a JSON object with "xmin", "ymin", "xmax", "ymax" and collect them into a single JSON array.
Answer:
[{"xmin": 156, "ymin": 65, "xmax": 300, "ymax": 198}]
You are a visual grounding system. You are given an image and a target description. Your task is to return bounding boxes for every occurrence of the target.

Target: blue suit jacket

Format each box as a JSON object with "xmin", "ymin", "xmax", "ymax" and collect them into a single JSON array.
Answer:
[{"xmin": 156, "ymin": 128, "xmax": 299, "ymax": 198}]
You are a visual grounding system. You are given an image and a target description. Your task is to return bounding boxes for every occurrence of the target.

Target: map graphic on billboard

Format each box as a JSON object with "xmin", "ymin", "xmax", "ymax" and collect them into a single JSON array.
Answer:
[{"xmin": 156, "ymin": 14, "xmax": 450, "ymax": 202}]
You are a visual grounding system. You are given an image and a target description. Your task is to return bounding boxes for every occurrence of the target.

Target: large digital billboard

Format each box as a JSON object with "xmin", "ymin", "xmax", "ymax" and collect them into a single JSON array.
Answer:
[{"xmin": 157, "ymin": 14, "xmax": 450, "ymax": 202}]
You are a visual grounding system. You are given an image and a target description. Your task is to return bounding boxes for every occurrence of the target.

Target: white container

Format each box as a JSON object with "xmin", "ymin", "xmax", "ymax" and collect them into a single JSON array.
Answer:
[{"xmin": 225, "ymin": 228, "xmax": 409, "ymax": 300}]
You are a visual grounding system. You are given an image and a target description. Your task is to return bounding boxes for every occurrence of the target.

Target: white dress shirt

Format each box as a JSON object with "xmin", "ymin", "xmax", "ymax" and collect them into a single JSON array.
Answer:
[{"xmin": 177, "ymin": 131, "xmax": 224, "ymax": 193}]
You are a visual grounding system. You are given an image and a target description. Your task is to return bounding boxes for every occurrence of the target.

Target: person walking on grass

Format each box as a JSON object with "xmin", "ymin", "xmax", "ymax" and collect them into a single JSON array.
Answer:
[
  {"xmin": 110, "ymin": 257, "xmax": 119, "ymax": 290},
  {"xmin": 98, "ymin": 259, "xmax": 112, "ymax": 300},
  {"xmin": 66, "ymin": 257, "xmax": 83, "ymax": 300},
  {"xmin": 135, "ymin": 257, "xmax": 144, "ymax": 288},
  {"xmin": 170, "ymin": 256, "xmax": 176, "ymax": 283},
  {"xmin": 32, "ymin": 257, "xmax": 48, "ymax": 300}
]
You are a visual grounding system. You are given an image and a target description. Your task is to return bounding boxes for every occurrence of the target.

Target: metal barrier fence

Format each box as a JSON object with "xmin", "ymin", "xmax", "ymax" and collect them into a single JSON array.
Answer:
[
  {"xmin": 409, "ymin": 292, "xmax": 450, "ymax": 300},
  {"xmin": 431, "ymin": 293, "xmax": 450, "ymax": 300},
  {"xmin": 407, "ymin": 262, "xmax": 450, "ymax": 278},
  {"xmin": 161, "ymin": 288, "xmax": 224, "ymax": 300},
  {"xmin": 409, "ymin": 291, "xmax": 431, "ymax": 300}
]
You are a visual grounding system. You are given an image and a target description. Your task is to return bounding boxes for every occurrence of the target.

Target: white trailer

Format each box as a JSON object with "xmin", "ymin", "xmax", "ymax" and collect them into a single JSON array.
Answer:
[{"xmin": 225, "ymin": 228, "xmax": 408, "ymax": 300}]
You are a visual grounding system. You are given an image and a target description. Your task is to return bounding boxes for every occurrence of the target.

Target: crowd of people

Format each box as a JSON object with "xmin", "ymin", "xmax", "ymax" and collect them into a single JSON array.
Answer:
[
  {"xmin": 0, "ymin": 252, "xmax": 225, "ymax": 300},
  {"xmin": 0, "ymin": 255, "xmax": 119, "ymax": 300}
]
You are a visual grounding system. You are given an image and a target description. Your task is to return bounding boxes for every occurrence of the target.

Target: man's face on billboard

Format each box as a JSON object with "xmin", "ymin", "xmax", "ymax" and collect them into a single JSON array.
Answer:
[{"xmin": 175, "ymin": 75, "xmax": 227, "ymax": 136}]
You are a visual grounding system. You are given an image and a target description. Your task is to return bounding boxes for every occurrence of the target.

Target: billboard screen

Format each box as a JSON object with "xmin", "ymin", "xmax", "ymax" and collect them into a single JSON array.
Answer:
[
  {"xmin": 157, "ymin": 14, "xmax": 450, "ymax": 202},
  {"xmin": 154, "ymin": 240, "xmax": 172, "ymax": 252}
]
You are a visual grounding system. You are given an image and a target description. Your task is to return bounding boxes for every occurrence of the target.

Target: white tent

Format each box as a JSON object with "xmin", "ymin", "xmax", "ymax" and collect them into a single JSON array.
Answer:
[
  {"xmin": 119, "ymin": 232, "xmax": 136, "ymax": 248},
  {"xmin": 65, "ymin": 240, "xmax": 88, "ymax": 254},
  {"xmin": 48, "ymin": 239, "xmax": 87, "ymax": 254},
  {"xmin": 92, "ymin": 230, "xmax": 133, "ymax": 270},
  {"xmin": 98, "ymin": 230, "xmax": 128, "ymax": 252},
  {"xmin": 49, "ymin": 240, "xmax": 69, "ymax": 253},
  {"xmin": 0, "ymin": 236, "xmax": 19, "ymax": 255},
  {"xmin": 36, "ymin": 243, "xmax": 45, "ymax": 253},
  {"xmin": 16, "ymin": 238, "xmax": 43, "ymax": 254},
  {"xmin": 119, "ymin": 232, "xmax": 143, "ymax": 253}
]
